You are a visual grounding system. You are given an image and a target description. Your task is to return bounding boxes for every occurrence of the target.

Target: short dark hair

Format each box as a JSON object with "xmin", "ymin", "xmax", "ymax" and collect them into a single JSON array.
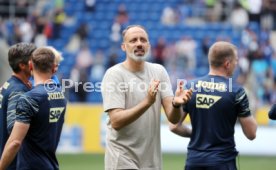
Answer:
[
  {"xmin": 31, "ymin": 47, "xmax": 55, "ymax": 73},
  {"xmin": 122, "ymin": 25, "xmax": 148, "ymax": 41},
  {"xmin": 208, "ymin": 41, "xmax": 237, "ymax": 68},
  {"xmin": 8, "ymin": 42, "xmax": 36, "ymax": 73}
]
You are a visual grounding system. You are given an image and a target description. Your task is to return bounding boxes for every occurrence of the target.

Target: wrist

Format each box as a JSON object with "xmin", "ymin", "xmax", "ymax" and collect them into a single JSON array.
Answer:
[
  {"xmin": 172, "ymin": 97, "xmax": 181, "ymax": 108},
  {"xmin": 145, "ymin": 97, "xmax": 154, "ymax": 107}
]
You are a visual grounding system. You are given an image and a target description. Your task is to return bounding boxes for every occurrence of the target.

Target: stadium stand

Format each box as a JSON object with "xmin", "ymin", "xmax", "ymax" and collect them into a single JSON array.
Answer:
[{"xmin": 0, "ymin": 0, "xmax": 275, "ymax": 116}]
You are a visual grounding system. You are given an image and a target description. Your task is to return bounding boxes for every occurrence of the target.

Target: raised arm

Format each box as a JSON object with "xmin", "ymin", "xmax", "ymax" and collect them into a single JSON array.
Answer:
[
  {"xmin": 162, "ymin": 81, "xmax": 192, "ymax": 124},
  {"xmin": 108, "ymin": 80, "xmax": 160, "ymax": 130}
]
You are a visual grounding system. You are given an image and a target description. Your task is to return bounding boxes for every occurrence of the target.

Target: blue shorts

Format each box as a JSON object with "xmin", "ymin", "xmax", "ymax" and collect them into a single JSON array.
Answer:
[{"xmin": 185, "ymin": 160, "xmax": 237, "ymax": 170}]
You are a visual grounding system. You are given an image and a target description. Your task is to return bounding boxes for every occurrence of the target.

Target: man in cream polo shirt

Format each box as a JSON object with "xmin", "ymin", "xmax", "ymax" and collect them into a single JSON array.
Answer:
[{"xmin": 102, "ymin": 25, "xmax": 192, "ymax": 170}]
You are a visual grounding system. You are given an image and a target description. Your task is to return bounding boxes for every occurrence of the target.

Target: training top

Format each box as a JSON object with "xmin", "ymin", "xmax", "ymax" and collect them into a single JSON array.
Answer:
[
  {"xmin": 0, "ymin": 76, "xmax": 30, "ymax": 170},
  {"xmin": 16, "ymin": 83, "xmax": 67, "ymax": 170},
  {"xmin": 184, "ymin": 75, "xmax": 251, "ymax": 166}
]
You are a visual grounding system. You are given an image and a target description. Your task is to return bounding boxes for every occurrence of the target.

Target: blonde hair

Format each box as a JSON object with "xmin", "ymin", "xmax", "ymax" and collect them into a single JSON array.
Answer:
[{"xmin": 45, "ymin": 46, "xmax": 63, "ymax": 65}]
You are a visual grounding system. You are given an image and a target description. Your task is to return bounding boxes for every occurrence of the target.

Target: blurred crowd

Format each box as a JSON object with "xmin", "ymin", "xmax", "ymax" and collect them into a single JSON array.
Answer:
[{"xmin": 0, "ymin": 0, "xmax": 276, "ymax": 112}]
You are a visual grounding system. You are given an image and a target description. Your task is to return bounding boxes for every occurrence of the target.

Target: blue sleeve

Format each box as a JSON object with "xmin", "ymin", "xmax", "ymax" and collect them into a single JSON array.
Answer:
[
  {"xmin": 16, "ymin": 95, "xmax": 39, "ymax": 124},
  {"xmin": 268, "ymin": 104, "xmax": 276, "ymax": 120},
  {"xmin": 235, "ymin": 88, "xmax": 251, "ymax": 117},
  {"xmin": 7, "ymin": 91, "xmax": 25, "ymax": 134}
]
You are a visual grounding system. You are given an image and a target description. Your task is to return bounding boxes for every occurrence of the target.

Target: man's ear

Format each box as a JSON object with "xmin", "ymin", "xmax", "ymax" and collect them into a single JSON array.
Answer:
[
  {"xmin": 52, "ymin": 65, "xmax": 57, "ymax": 74},
  {"xmin": 18, "ymin": 63, "xmax": 26, "ymax": 70},
  {"xmin": 53, "ymin": 65, "xmax": 58, "ymax": 73},
  {"xmin": 121, "ymin": 43, "xmax": 126, "ymax": 51},
  {"xmin": 28, "ymin": 61, "xmax": 33, "ymax": 71},
  {"xmin": 224, "ymin": 60, "xmax": 230, "ymax": 69}
]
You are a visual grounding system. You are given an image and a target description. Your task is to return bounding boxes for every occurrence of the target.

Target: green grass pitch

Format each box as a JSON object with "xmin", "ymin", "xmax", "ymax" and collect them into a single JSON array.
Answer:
[{"xmin": 58, "ymin": 153, "xmax": 276, "ymax": 170}]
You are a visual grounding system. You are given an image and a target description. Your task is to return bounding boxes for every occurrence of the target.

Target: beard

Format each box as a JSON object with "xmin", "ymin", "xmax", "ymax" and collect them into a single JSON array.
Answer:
[{"xmin": 128, "ymin": 49, "xmax": 151, "ymax": 62}]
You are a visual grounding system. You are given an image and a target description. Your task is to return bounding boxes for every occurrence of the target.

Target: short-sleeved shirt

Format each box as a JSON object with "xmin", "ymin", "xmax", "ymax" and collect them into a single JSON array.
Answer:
[
  {"xmin": 29, "ymin": 75, "xmax": 60, "ymax": 86},
  {"xmin": 184, "ymin": 75, "xmax": 251, "ymax": 167},
  {"xmin": 16, "ymin": 83, "xmax": 67, "ymax": 170},
  {"xmin": 101, "ymin": 62, "xmax": 173, "ymax": 170},
  {"xmin": 0, "ymin": 76, "xmax": 30, "ymax": 170}
]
